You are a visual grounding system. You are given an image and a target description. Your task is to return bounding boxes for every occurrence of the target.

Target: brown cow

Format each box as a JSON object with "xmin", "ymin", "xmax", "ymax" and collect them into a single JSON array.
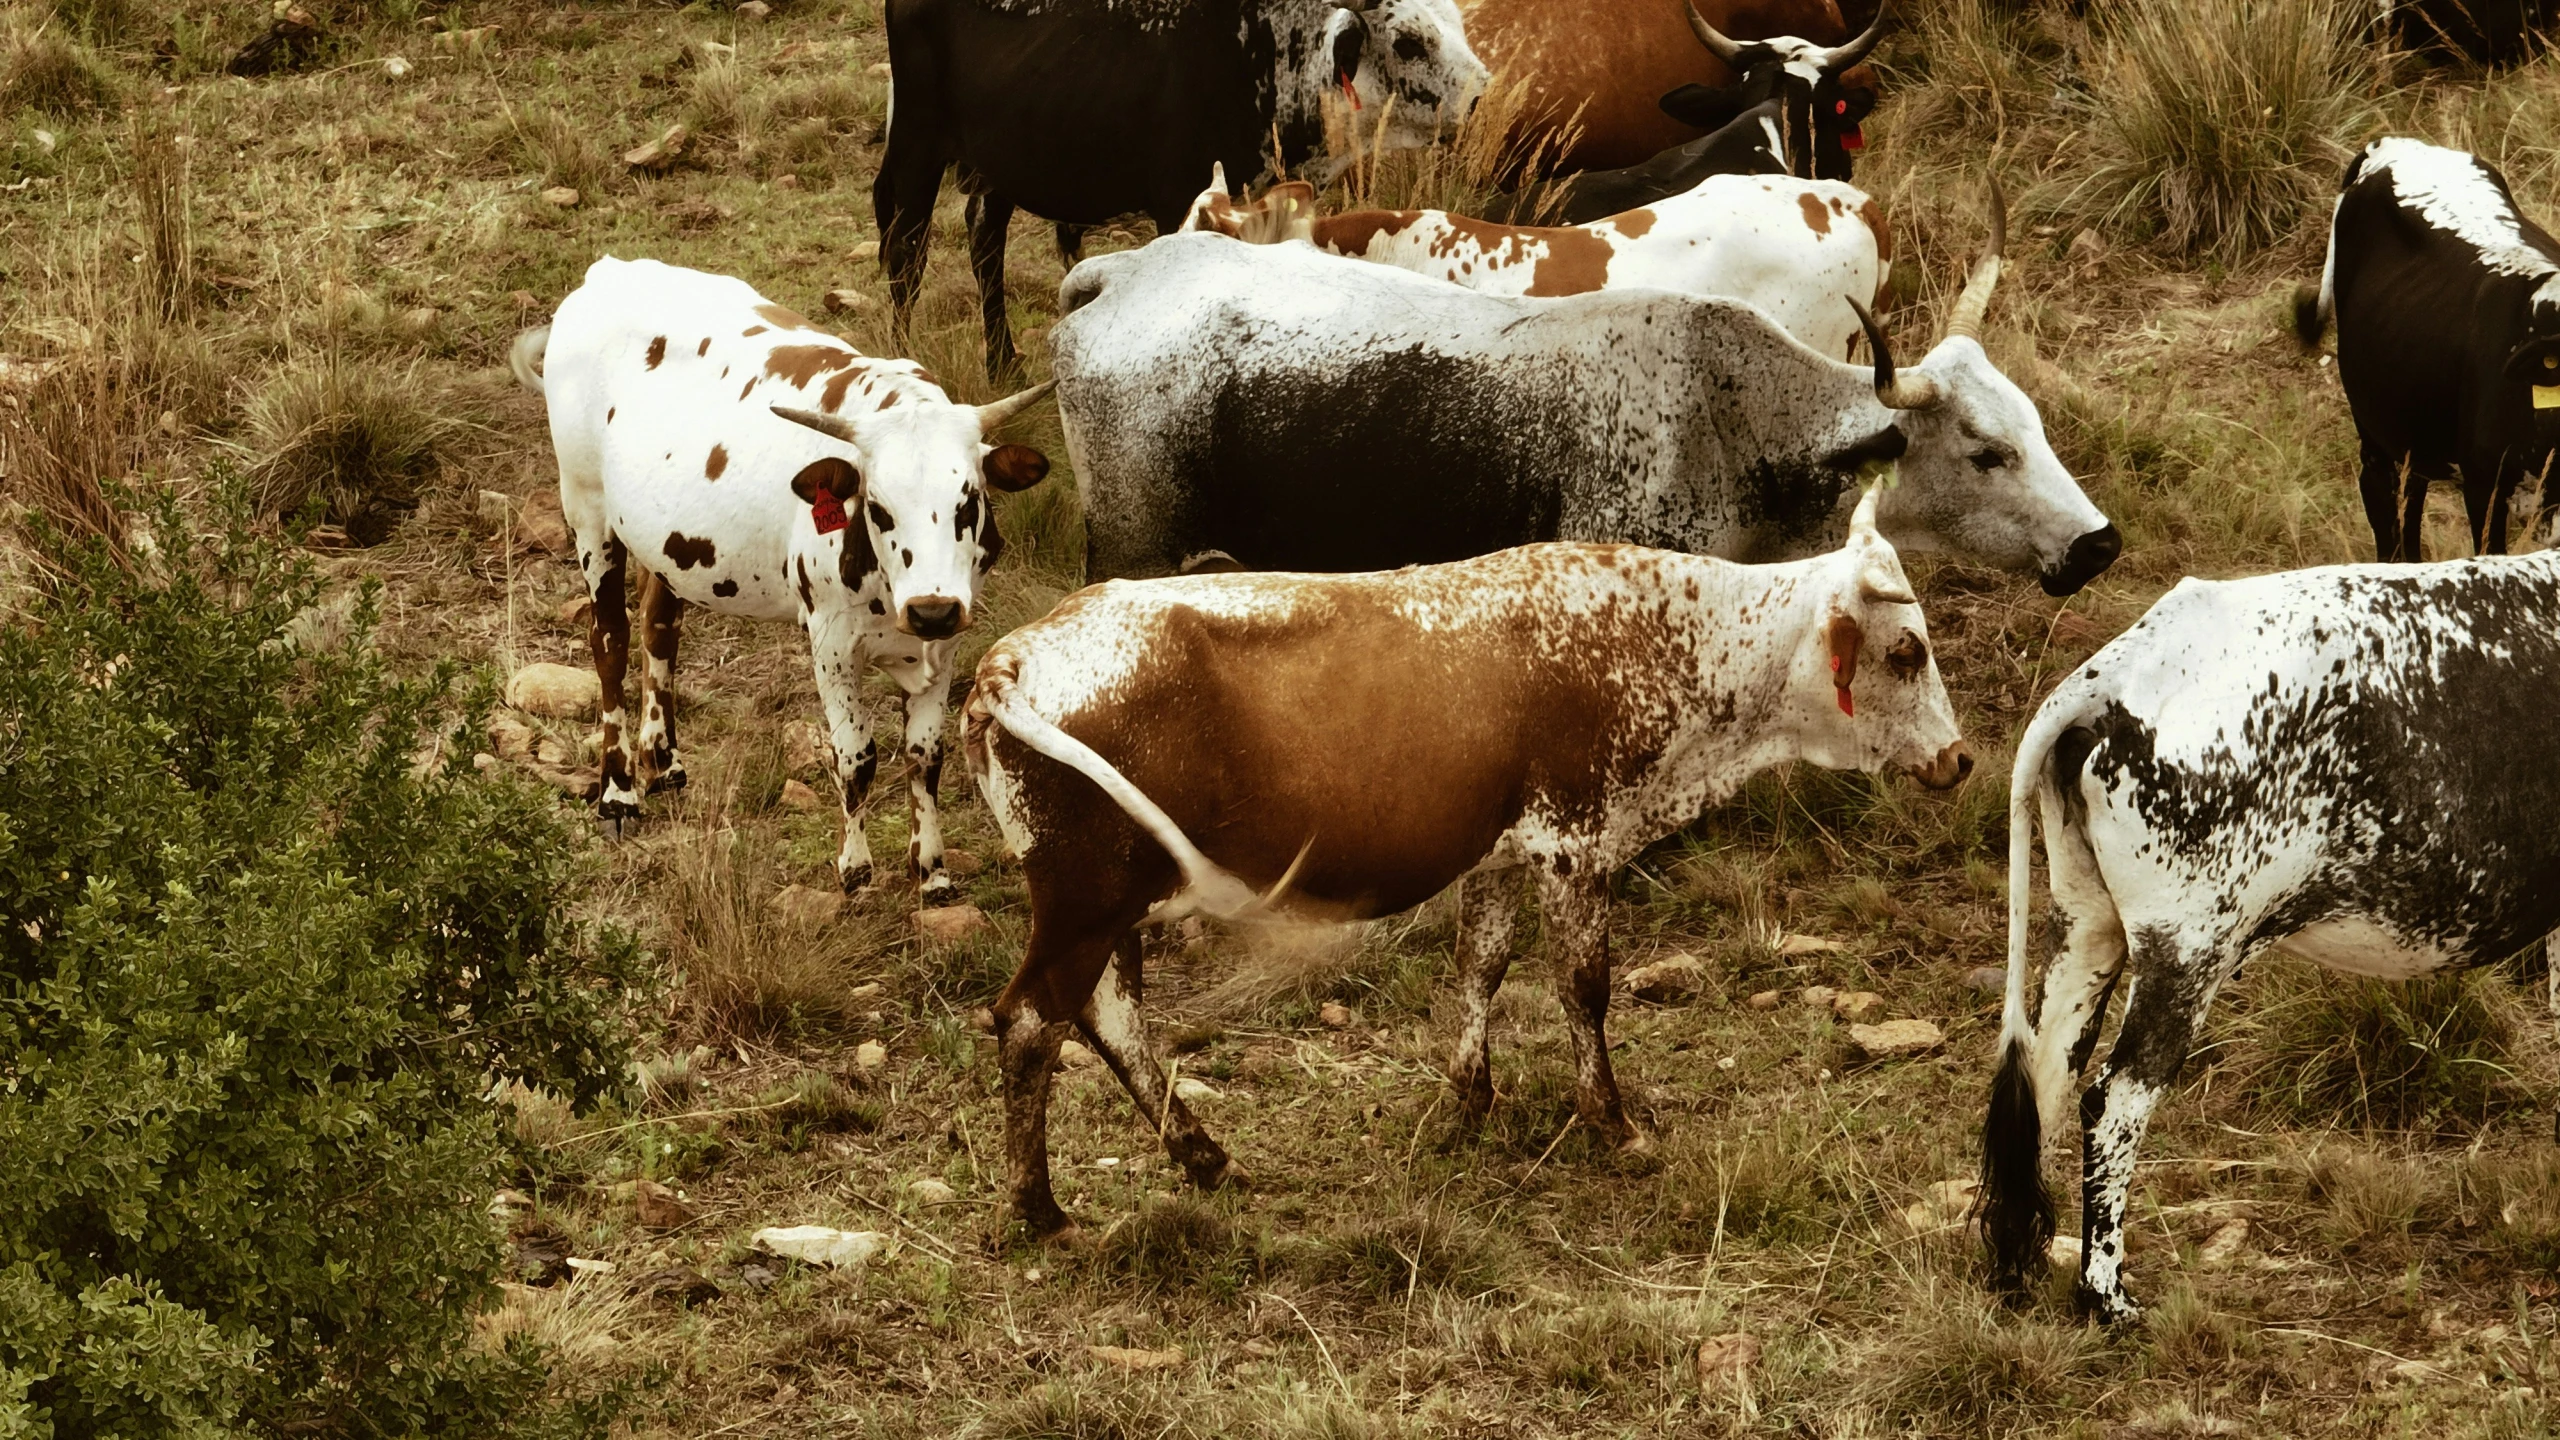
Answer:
[
  {"xmin": 1468, "ymin": 0, "xmax": 1883, "ymax": 174},
  {"xmin": 962, "ymin": 492, "xmax": 1971, "ymax": 1238}
]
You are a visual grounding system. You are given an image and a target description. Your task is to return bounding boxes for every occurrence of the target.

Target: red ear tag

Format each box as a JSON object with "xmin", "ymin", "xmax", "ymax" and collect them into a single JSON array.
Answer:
[
  {"xmin": 1831, "ymin": 654, "xmax": 1854, "ymax": 715},
  {"xmin": 1340, "ymin": 74, "xmax": 1362, "ymax": 110},
  {"xmin": 810, "ymin": 490, "xmax": 849, "ymax": 536}
]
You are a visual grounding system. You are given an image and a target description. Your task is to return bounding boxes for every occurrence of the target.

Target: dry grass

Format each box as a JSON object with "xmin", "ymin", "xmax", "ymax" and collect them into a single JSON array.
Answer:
[
  {"xmin": 2226, "ymin": 957, "xmax": 2526, "ymax": 1133},
  {"xmin": 0, "ymin": 22, "xmax": 113, "ymax": 115},
  {"xmin": 238, "ymin": 356, "xmax": 452, "ymax": 544},
  {"xmin": 1319, "ymin": 74, "xmax": 1579, "ymax": 221}
]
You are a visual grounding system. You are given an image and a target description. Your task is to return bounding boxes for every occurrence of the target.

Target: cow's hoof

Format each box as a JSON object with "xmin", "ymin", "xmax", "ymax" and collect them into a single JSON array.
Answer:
[
  {"xmin": 595, "ymin": 812, "xmax": 638, "ymax": 841},
  {"xmin": 2073, "ymin": 1283, "xmax": 2142, "ymax": 1328},
  {"xmin": 839, "ymin": 862, "xmax": 873, "ymax": 894},
  {"xmin": 645, "ymin": 767, "xmax": 688, "ymax": 795},
  {"xmin": 918, "ymin": 870, "xmax": 958, "ymax": 904},
  {"xmin": 1193, "ymin": 1158, "xmax": 1251, "ymax": 1194},
  {"xmin": 1615, "ymin": 1130, "xmax": 1659, "ymax": 1160}
]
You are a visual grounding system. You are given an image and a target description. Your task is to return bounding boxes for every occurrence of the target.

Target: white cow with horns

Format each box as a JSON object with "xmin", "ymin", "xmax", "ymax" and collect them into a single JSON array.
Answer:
[{"xmin": 511, "ymin": 256, "xmax": 1055, "ymax": 897}]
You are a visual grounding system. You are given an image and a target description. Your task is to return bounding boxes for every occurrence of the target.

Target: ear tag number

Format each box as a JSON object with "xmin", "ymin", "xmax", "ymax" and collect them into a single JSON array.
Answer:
[
  {"xmin": 2536, "ymin": 386, "xmax": 2560, "ymax": 410},
  {"xmin": 810, "ymin": 490, "xmax": 850, "ymax": 535}
]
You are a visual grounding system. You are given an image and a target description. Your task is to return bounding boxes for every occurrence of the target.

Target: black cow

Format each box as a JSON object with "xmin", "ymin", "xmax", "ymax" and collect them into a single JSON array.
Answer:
[
  {"xmin": 2385, "ymin": 0, "xmax": 2549, "ymax": 65},
  {"xmin": 2295, "ymin": 137, "xmax": 2560, "ymax": 560},
  {"xmin": 1658, "ymin": 2, "xmax": 1887, "ymax": 184},
  {"xmin": 1479, "ymin": 99, "xmax": 1788, "ymax": 226},
  {"xmin": 875, "ymin": 0, "xmax": 1488, "ymax": 381}
]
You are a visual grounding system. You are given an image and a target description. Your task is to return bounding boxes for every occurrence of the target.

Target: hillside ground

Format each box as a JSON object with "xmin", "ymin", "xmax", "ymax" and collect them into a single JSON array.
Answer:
[{"xmin": 10, "ymin": 1, "xmax": 2560, "ymax": 1435}]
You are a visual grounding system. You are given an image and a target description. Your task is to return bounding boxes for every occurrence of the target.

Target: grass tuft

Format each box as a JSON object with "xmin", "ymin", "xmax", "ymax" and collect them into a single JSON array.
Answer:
[
  {"xmin": 518, "ymin": 106, "xmax": 610, "ymax": 195},
  {"xmin": 970, "ymin": 1379, "xmax": 1190, "ymax": 1440},
  {"xmin": 1091, "ymin": 1195, "xmax": 1252, "ymax": 1294},
  {"xmin": 2229, "ymin": 959, "xmax": 2524, "ymax": 1133},
  {"xmin": 2300, "ymin": 1145, "xmax": 2434, "ymax": 1264},
  {"xmin": 1869, "ymin": 1302, "xmax": 2108, "ymax": 1433},
  {"xmin": 0, "ymin": 23, "xmax": 114, "ymax": 115},
  {"xmin": 1318, "ymin": 1208, "xmax": 1510, "ymax": 1302},
  {"xmin": 240, "ymin": 357, "xmax": 450, "ymax": 545}
]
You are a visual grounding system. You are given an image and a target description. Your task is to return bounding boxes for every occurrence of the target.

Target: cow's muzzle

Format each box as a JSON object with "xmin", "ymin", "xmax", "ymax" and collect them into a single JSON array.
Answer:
[
  {"xmin": 902, "ymin": 596, "xmax": 967, "ymax": 640},
  {"xmin": 1910, "ymin": 741, "xmax": 1973, "ymax": 791},
  {"xmin": 2040, "ymin": 523, "xmax": 2122, "ymax": 597}
]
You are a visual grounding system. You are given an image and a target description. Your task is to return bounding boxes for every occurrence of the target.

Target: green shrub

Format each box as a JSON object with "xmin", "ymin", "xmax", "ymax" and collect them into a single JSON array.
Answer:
[
  {"xmin": 2231, "ymin": 959, "xmax": 2523, "ymax": 1133},
  {"xmin": 0, "ymin": 489, "xmax": 644, "ymax": 1438}
]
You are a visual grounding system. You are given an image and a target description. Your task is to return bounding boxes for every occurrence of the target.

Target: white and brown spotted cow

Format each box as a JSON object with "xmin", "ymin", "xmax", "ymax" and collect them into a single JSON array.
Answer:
[
  {"xmin": 962, "ymin": 490, "xmax": 1972, "ymax": 1238},
  {"xmin": 511, "ymin": 256, "xmax": 1053, "ymax": 898},
  {"xmin": 1178, "ymin": 162, "xmax": 1887, "ymax": 357}
]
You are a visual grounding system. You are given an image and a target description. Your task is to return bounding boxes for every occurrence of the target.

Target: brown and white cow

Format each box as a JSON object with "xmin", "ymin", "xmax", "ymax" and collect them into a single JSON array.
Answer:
[
  {"xmin": 962, "ymin": 490, "xmax": 1970, "ymax": 1237},
  {"xmin": 512, "ymin": 256, "xmax": 1053, "ymax": 898},
  {"xmin": 1180, "ymin": 163, "xmax": 1888, "ymax": 357}
]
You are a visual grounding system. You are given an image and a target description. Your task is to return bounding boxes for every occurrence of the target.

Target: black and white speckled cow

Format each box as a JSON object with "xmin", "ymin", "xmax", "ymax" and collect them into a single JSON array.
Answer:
[
  {"xmin": 512, "ymin": 256, "xmax": 1053, "ymax": 897},
  {"xmin": 1977, "ymin": 553, "xmax": 2560, "ymax": 1324}
]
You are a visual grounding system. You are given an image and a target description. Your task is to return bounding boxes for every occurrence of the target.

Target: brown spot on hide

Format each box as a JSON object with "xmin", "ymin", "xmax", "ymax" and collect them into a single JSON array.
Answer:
[
  {"xmin": 1799, "ymin": 193, "xmax": 1832, "ymax": 236},
  {"xmin": 1610, "ymin": 207, "xmax": 1657, "ymax": 239},
  {"xmin": 1522, "ymin": 224, "xmax": 1614, "ymax": 297},
  {"xmin": 764, "ymin": 344, "xmax": 859, "ymax": 389},
  {"xmin": 1311, "ymin": 209, "xmax": 1423, "ymax": 258},
  {"xmin": 821, "ymin": 367, "xmax": 860, "ymax": 413},
  {"xmin": 705, "ymin": 443, "xmax": 728, "ymax": 479},
  {"xmin": 1858, "ymin": 197, "xmax": 1892, "ymax": 261},
  {"xmin": 740, "ymin": 377, "xmax": 756, "ymax": 401},
  {"xmin": 742, "ymin": 326, "xmax": 768, "ymax": 338},
  {"xmin": 606, "ymin": 407, "xmax": 615, "ymax": 423},
  {"xmin": 878, "ymin": 391, "xmax": 899, "ymax": 410},
  {"xmin": 697, "ymin": 337, "xmax": 711, "ymax": 356},
  {"xmin": 795, "ymin": 556, "xmax": 813, "ymax": 611},
  {"xmin": 755, "ymin": 302, "xmax": 815, "ymax": 331},
  {"xmin": 645, "ymin": 336, "xmax": 667, "ymax": 369},
  {"xmin": 662, "ymin": 531, "xmax": 719, "ymax": 570}
]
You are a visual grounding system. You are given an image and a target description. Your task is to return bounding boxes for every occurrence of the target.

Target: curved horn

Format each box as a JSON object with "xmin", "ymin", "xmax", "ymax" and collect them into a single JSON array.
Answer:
[
  {"xmin": 1819, "ymin": 0, "xmax": 1889, "ymax": 70},
  {"xmin": 1946, "ymin": 173, "xmax": 2008, "ymax": 344},
  {"xmin": 772, "ymin": 404, "xmax": 859, "ymax": 443},
  {"xmin": 1209, "ymin": 160, "xmax": 1230, "ymax": 197},
  {"xmin": 972, "ymin": 379, "xmax": 1058, "ymax": 433},
  {"xmin": 1848, "ymin": 296, "xmax": 1938, "ymax": 410},
  {"xmin": 1684, "ymin": 0, "xmax": 1746, "ymax": 65}
]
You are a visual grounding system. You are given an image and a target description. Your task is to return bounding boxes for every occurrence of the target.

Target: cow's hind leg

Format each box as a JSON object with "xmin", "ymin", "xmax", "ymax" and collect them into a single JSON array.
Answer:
[
  {"xmin": 1538, "ymin": 862, "xmax": 1643, "ymax": 1152},
  {"xmin": 895, "ymin": 642, "xmax": 958, "ymax": 902},
  {"xmin": 579, "ymin": 536, "xmax": 640, "ymax": 829},
  {"xmin": 635, "ymin": 568, "xmax": 687, "ymax": 794},
  {"xmin": 2075, "ymin": 924, "xmax": 2232, "ymax": 1325},
  {"xmin": 966, "ymin": 192, "xmax": 1020, "ymax": 384},
  {"xmin": 873, "ymin": 126, "xmax": 942, "ymax": 351},
  {"xmin": 804, "ymin": 605, "xmax": 880, "ymax": 892},
  {"xmin": 1055, "ymin": 223, "xmax": 1085, "ymax": 267},
  {"xmin": 2359, "ymin": 444, "xmax": 2425, "ymax": 562},
  {"xmin": 994, "ymin": 912, "xmax": 1127, "ymax": 1241},
  {"xmin": 1446, "ymin": 864, "xmax": 1524, "ymax": 1124},
  {"xmin": 2462, "ymin": 454, "xmax": 2526, "ymax": 556},
  {"xmin": 1078, "ymin": 933, "xmax": 1245, "ymax": 1192}
]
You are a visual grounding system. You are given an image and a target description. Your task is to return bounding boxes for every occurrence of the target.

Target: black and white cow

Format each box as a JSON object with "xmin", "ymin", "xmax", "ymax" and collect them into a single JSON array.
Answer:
[
  {"xmin": 1051, "ymin": 192, "xmax": 2121, "ymax": 592},
  {"xmin": 1477, "ymin": 99, "xmax": 1789, "ymax": 227},
  {"xmin": 1977, "ymin": 554, "xmax": 2560, "ymax": 1324},
  {"xmin": 2296, "ymin": 137, "xmax": 2560, "ymax": 560},
  {"xmin": 875, "ymin": 0, "xmax": 1487, "ymax": 380},
  {"xmin": 1658, "ymin": 2, "xmax": 1887, "ymax": 183},
  {"xmin": 512, "ymin": 257, "xmax": 1053, "ymax": 897}
]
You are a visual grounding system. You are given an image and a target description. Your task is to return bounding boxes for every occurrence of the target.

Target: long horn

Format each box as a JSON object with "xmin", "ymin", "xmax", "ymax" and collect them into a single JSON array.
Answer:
[
  {"xmin": 1946, "ymin": 173, "xmax": 2008, "ymax": 344},
  {"xmin": 972, "ymin": 379, "xmax": 1058, "ymax": 432},
  {"xmin": 772, "ymin": 405, "xmax": 858, "ymax": 443},
  {"xmin": 1819, "ymin": 0, "xmax": 1889, "ymax": 70},
  {"xmin": 1684, "ymin": 0, "xmax": 1746, "ymax": 65},
  {"xmin": 1848, "ymin": 296, "xmax": 1938, "ymax": 410}
]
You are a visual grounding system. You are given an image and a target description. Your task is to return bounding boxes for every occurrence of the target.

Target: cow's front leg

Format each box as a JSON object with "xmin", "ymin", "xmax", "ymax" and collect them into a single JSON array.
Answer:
[
  {"xmin": 1536, "ymin": 861, "xmax": 1643, "ymax": 1152},
  {"xmin": 580, "ymin": 536, "xmax": 640, "ymax": 829},
  {"xmin": 635, "ymin": 568, "xmax": 688, "ymax": 794},
  {"xmin": 894, "ymin": 642, "xmax": 958, "ymax": 902},
  {"xmin": 804, "ymin": 603, "xmax": 879, "ymax": 892},
  {"xmin": 1447, "ymin": 863, "xmax": 1524, "ymax": 1123}
]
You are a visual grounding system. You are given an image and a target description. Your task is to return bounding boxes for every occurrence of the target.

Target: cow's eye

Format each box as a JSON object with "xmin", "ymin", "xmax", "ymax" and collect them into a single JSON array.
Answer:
[
  {"xmin": 1886, "ymin": 633, "xmax": 1928, "ymax": 677},
  {"xmin": 867, "ymin": 501, "xmax": 895, "ymax": 532},
  {"xmin": 1969, "ymin": 447, "xmax": 2005, "ymax": 472}
]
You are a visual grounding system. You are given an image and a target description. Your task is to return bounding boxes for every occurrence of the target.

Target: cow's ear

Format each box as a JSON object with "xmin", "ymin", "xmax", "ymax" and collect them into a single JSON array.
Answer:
[
  {"xmin": 2506, "ymin": 335, "xmax": 2560, "ymax": 384},
  {"xmin": 1820, "ymin": 423, "xmax": 1908, "ymax": 474},
  {"xmin": 1826, "ymin": 612, "xmax": 1862, "ymax": 716},
  {"xmin": 1326, "ymin": 7, "xmax": 1368, "ymax": 84},
  {"xmin": 1659, "ymin": 82, "xmax": 1749, "ymax": 130},
  {"xmin": 789, "ymin": 457, "xmax": 861, "ymax": 504},
  {"xmin": 982, "ymin": 444, "xmax": 1050, "ymax": 492}
]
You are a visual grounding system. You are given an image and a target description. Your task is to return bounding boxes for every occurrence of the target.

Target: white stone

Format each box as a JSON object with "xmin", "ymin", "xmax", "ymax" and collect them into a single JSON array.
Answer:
[
  {"xmin": 2199, "ymin": 1218, "xmax": 2250, "ymax": 1269},
  {"xmin": 1621, "ymin": 954, "xmax": 1706, "ymax": 1001},
  {"xmin": 1173, "ymin": 1077, "xmax": 1223, "ymax": 1103},
  {"xmin": 855, "ymin": 1039, "xmax": 888, "ymax": 1074},
  {"xmin": 769, "ymin": 884, "xmax": 845, "ymax": 927},
  {"xmin": 1847, "ymin": 1019, "xmax": 1943, "ymax": 1061},
  {"xmin": 504, "ymin": 663, "xmax": 600, "ymax": 719},
  {"xmin": 907, "ymin": 1178, "xmax": 957, "ymax": 1205},
  {"xmin": 752, "ymin": 1226, "xmax": 890, "ymax": 1269}
]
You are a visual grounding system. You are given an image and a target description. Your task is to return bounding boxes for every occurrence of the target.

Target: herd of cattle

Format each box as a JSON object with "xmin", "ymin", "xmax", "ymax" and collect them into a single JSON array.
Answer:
[{"xmin": 495, "ymin": 0, "xmax": 2560, "ymax": 1327}]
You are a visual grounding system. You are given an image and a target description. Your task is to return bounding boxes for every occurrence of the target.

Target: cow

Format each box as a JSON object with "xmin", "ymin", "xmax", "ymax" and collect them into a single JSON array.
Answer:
[
  {"xmin": 2384, "ymin": 0, "xmax": 2548, "ymax": 65},
  {"xmin": 1480, "ymin": 98, "xmax": 1789, "ymax": 226},
  {"xmin": 964, "ymin": 491, "xmax": 1971, "ymax": 1237},
  {"xmin": 1976, "ymin": 553, "xmax": 2560, "ymax": 1324},
  {"xmin": 876, "ymin": 0, "xmax": 1488, "ymax": 382},
  {"xmin": 1178, "ymin": 157, "xmax": 1888, "ymax": 358},
  {"xmin": 510, "ymin": 257, "xmax": 1054, "ymax": 899},
  {"xmin": 1461, "ymin": 0, "xmax": 1882, "ymax": 175},
  {"xmin": 1054, "ymin": 187, "xmax": 2122, "ymax": 594},
  {"xmin": 2296, "ymin": 138, "xmax": 2560, "ymax": 562}
]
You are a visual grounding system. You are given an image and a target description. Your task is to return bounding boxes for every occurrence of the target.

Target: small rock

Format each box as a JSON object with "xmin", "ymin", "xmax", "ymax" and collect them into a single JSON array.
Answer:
[
  {"xmin": 779, "ymin": 778, "xmax": 823, "ymax": 811},
  {"xmin": 1846, "ymin": 1018, "xmax": 1944, "ymax": 1062},
  {"xmin": 623, "ymin": 124, "xmax": 690, "ymax": 172},
  {"xmin": 944, "ymin": 848, "xmax": 984, "ymax": 877},
  {"xmin": 2199, "ymin": 1218, "xmax": 2250, "ymax": 1269},
  {"xmin": 752, "ymin": 1225, "xmax": 890, "ymax": 1269},
  {"xmin": 1695, "ymin": 1331, "xmax": 1761, "ymax": 1396},
  {"xmin": 1319, "ymin": 1001, "xmax": 1354, "ymax": 1029},
  {"xmin": 738, "ymin": 0, "xmax": 773, "ymax": 17},
  {"xmin": 632, "ymin": 1178, "xmax": 697, "ymax": 1229},
  {"xmin": 397, "ymin": 306, "xmax": 440, "ymax": 336},
  {"xmin": 2047, "ymin": 1234, "xmax": 2083, "ymax": 1271},
  {"xmin": 1058, "ymin": 1039, "xmax": 1103, "ymax": 1069},
  {"xmin": 699, "ymin": 40, "xmax": 736, "ymax": 61},
  {"xmin": 556, "ymin": 596, "xmax": 593, "ymax": 628},
  {"xmin": 505, "ymin": 663, "xmax": 601, "ymax": 719},
  {"xmin": 908, "ymin": 1178, "xmax": 957, "ymax": 1205},
  {"xmin": 2068, "ymin": 227, "xmax": 2107, "ymax": 265},
  {"xmin": 1831, "ymin": 990, "xmax": 1885, "ymax": 1022},
  {"xmin": 1900, "ymin": 1178, "xmax": 1978, "ymax": 1235},
  {"xmin": 850, "ymin": 240, "xmax": 881, "ymax": 263},
  {"xmin": 771, "ymin": 884, "xmax": 846, "ymax": 928},
  {"xmin": 517, "ymin": 487, "xmax": 572, "ymax": 555},
  {"xmin": 847, "ymin": 981, "xmax": 885, "ymax": 1002},
  {"xmin": 381, "ymin": 55, "xmax": 412, "ymax": 80},
  {"xmin": 1776, "ymin": 933, "xmax": 1848, "ymax": 957},
  {"xmin": 476, "ymin": 489, "xmax": 516, "ymax": 528},
  {"xmin": 639, "ymin": 1265, "xmax": 722, "ymax": 1306},
  {"xmin": 564, "ymin": 1256, "xmax": 617, "ymax": 1278},
  {"xmin": 728, "ymin": 1261, "xmax": 779, "ymax": 1293},
  {"xmin": 772, "ymin": 173, "xmax": 800, "ymax": 190},
  {"xmin": 1746, "ymin": 989, "xmax": 1782, "ymax": 1010},
  {"xmin": 541, "ymin": 186, "xmax": 581, "ymax": 209},
  {"xmin": 1622, "ymin": 954, "xmax": 1707, "ymax": 1002},
  {"xmin": 512, "ymin": 288, "xmax": 541, "ymax": 311},
  {"xmin": 823, "ymin": 288, "xmax": 881, "ymax": 315},
  {"xmin": 915, "ymin": 904, "xmax": 990, "ymax": 943},
  {"xmin": 1089, "ymin": 1344, "xmax": 1184, "ymax": 1372},
  {"xmin": 513, "ymin": 1230, "xmax": 572, "ymax": 1285},
  {"xmin": 968, "ymin": 1007, "xmax": 996, "ymax": 1033},
  {"xmin": 1799, "ymin": 985, "xmax": 1838, "ymax": 1009},
  {"xmin": 855, "ymin": 1039, "xmax": 888, "ymax": 1074},
  {"xmin": 471, "ymin": 752, "xmax": 500, "ymax": 773},
  {"xmin": 487, "ymin": 714, "xmax": 538, "ymax": 762},
  {"xmin": 305, "ymin": 523, "xmax": 355, "ymax": 551},
  {"xmin": 1962, "ymin": 965, "xmax": 2006, "ymax": 994},
  {"xmin": 1173, "ymin": 1077, "xmax": 1223, "ymax": 1103},
  {"xmin": 866, "ymin": 61, "xmax": 892, "ymax": 77},
  {"xmin": 783, "ymin": 720, "xmax": 834, "ymax": 774}
]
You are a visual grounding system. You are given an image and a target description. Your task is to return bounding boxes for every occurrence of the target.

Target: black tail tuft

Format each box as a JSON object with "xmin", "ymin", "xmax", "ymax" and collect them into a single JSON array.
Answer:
[
  {"xmin": 2291, "ymin": 282, "xmax": 2328, "ymax": 349},
  {"xmin": 1977, "ymin": 1035, "xmax": 2055, "ymax": 1298}
]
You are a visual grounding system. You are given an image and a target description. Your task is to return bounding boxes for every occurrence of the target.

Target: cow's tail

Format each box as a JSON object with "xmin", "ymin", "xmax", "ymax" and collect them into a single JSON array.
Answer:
[
  {"xmin": 509, "ymin": 326, "xmax": 550, "ymax": 395},
  {"xmin": 1977, "ymin": 697, "xmax": 2089, "ymax": 1296},
  {"xmin": 972, "ymin": 654, "xmax": 1292, "ymax": 923},
  {"xmin": 2293, "ymin": 198, "xmax": 2340, "ymax": 348}
]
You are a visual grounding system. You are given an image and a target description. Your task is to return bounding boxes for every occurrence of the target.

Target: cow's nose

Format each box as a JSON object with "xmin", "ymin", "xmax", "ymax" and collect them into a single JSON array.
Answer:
[
  {"xmin": 2041, "ymin": 523, "xmax": 2122, "ymax": 597},
  {"xmin": 903, "ymin": 596, "xmax": 965, "ymax": 639},
  {"xmin": 1912, "ymin": 740, "xmax": 1973, "ymax": 791}
]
